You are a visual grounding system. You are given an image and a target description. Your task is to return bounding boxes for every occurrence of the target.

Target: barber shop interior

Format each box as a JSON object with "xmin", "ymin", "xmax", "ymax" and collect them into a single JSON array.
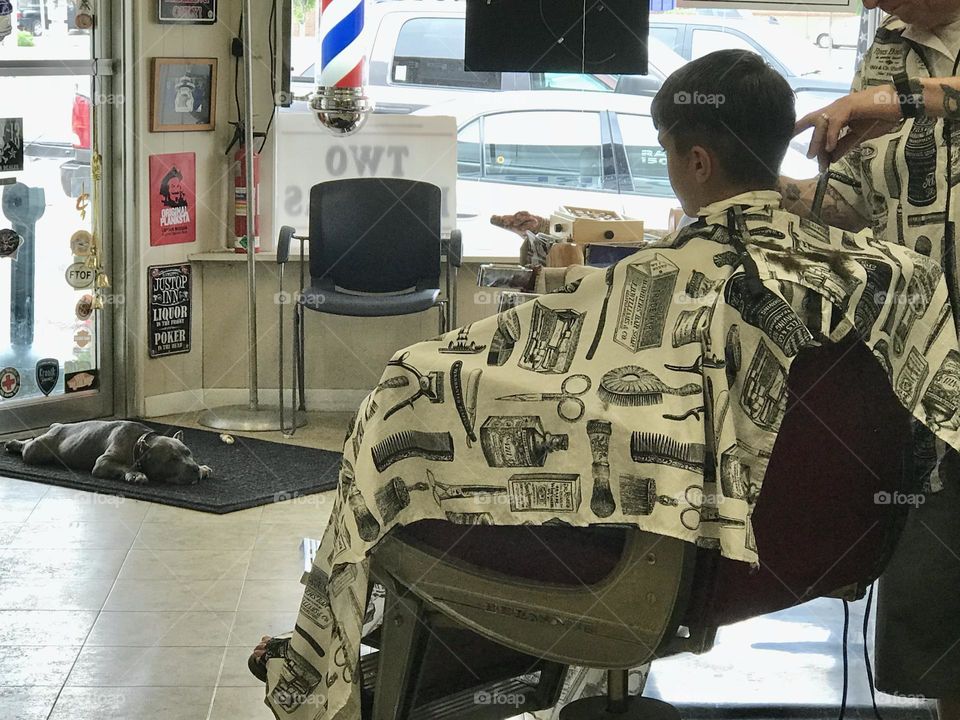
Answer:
[{"xmin": 4, "ymin": 0, "xmax": 960, "ymax": 717}]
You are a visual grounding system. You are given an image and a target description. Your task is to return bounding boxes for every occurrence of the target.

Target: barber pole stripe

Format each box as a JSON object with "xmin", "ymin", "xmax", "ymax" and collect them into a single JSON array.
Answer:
[{"xmin": 320, "ymin": 0, "xmax": 365, "ymax": 88}]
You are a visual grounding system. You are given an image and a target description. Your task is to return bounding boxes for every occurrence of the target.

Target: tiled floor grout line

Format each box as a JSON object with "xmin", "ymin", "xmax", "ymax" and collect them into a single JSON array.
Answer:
[
  {"xmin": 43, "ymin": 493, "xmax": 152, "ymax": 720},
  {"xmin": 205, "ymin": 514, "xmax": 261, "ymax": 720}
]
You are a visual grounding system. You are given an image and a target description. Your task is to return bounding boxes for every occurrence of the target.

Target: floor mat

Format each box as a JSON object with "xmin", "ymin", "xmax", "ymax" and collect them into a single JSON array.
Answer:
[{"xmin": 0, "ymin": 421, "xmax": 342, "ymax": 513}]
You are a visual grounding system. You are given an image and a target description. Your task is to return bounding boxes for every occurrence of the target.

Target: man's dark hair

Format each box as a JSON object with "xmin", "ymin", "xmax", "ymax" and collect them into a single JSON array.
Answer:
[{"xmin": 651, "ymin": 49, "xmax": 796, "ymax": 188}]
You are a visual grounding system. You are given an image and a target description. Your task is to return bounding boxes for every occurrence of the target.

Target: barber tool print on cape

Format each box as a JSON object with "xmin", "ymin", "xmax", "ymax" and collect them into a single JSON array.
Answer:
[
  {"xmin": 487, "ymin": 309, "xmax": 521, "ymax": 366},
  {"xmin": 598, "ymin": 366, "xmax": 700, "ymax": 407},
  {"xmin": 614, "ymin": 254, "xmax": 678, "ymax": 352},
  {"xmin": 439, "ymin": 325, "xmax": 486, "ymax": 354},
  {"xmin": 381, "ymin": 352, "xmax": 444, "ymax": 420},
  {"xmin": 496, "ymin": 373, "xmax": 590, "ymax": 422},
  {"xmin": 479, "ymin": 416, "xmax": 568, "ymax": 467},
  {"xmin": 520, "ymin": 301, "xmax": 585, "ymax": 374},
  {"xmin": 450, "ymin": 361, "xmax": 481, "ymax": 445},
  {"xmin": 263, "ymin": 192, "xmax": 960, "ymax": 720}
]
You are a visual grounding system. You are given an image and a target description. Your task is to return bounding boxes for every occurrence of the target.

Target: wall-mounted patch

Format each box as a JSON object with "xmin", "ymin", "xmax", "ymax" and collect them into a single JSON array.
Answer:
[
  {"xmin": 35, "ymin": 358, "xmax": 59, "ymax": 396},
  {"xmin": 75, "ymin": 294, "xmax": 94, "ymax": 320},
  {"xmin": 74, "ymin": 328, "xmax": 92, "ymax": 349},
  {"xmin": 0, "ymin": 367, "xmax": 20, "ymax": 399},
  {"xmin": 65, "ymin": 262, "xmax": 95, "ymax": 289},
  {"xmin": 0, "ymin": 118, "xmax": 24, "ymax": 173},
  {"xmin": 0, "ymin": 228, "xmax": 21, "ymax": 259},
  {"xmin": 70, "ymin": 230, "xmax": 93, "ymax": 257},
  {"xmin": 64, "ymin": 369, "xmax": 99, "ymax": 394}
]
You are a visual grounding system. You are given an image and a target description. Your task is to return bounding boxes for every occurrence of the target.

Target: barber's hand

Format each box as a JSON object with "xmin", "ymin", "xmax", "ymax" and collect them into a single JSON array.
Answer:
[{"xmin": 795, "ymin": 86, "xmax": 902, "ymax": 171}]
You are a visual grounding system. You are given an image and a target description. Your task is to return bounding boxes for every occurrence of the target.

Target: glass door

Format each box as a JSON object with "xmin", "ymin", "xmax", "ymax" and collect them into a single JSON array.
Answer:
[{"xmin": 0, "ymin": 0, "xmax": 116, "ymax": 432}]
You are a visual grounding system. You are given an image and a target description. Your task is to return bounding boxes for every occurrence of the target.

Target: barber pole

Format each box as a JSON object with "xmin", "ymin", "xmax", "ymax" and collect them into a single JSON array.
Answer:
[
  {"xmin": 320, "ymin": 0, "xmax": 365, "ymax": 88},
  {"xmin": 312, "ymin": 0, "xmax": 373, "ymax": 135}
]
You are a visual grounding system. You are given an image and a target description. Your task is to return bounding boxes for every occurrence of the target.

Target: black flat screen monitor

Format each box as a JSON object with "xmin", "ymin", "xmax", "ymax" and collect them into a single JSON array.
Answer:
[{"xmin": 465, "ymin": 0, "xmax": 649, "ymax": 75}]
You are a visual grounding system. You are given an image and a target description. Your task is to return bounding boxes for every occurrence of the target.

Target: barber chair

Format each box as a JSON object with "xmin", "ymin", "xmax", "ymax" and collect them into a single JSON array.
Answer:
[{"xmin": 363, "ymin": 336, "xmax": 915, "ymax": 719}]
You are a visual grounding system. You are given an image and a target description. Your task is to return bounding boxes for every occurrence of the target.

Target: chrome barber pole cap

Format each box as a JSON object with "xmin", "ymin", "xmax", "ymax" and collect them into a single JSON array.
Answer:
[{"xmin": 314, "ymin": 0, "xmax": 373, "ymax": 135}]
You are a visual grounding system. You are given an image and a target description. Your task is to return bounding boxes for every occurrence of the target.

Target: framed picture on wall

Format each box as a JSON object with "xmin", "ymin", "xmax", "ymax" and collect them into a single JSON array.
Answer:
[
  {"xmin": 150, "ymin": 57, "xmax": 218, "ymax": 132},
  {"xmin": 158, "ymin": 0, "xmax": 217, "ymax": 24}
]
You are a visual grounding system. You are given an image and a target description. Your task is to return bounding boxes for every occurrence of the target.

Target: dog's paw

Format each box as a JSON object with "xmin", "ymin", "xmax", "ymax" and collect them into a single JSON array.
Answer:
[
  {"xmin": 124, "ymin": 471, "xmax": 149, "ymax": 485},
  {"xmin": 199, "ymin": 465, "xmax": 213, "ymax": 479}
]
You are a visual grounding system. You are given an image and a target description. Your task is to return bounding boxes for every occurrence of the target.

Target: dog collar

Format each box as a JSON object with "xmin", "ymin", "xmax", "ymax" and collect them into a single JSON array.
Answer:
[{"xmin": 133, "ymin": 431, "xmax": 156, "ymax": 470}]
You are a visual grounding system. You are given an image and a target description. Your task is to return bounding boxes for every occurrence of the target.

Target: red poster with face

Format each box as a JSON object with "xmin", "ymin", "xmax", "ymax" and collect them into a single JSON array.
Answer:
[{"xmin": 149, "ymin": 152, "xmax": 196, "ymax": 246}]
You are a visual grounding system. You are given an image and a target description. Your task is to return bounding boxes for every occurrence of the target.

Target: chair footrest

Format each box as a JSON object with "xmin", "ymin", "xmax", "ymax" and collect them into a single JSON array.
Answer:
[{"xmin": 361, "ymin": 650, "xmax": 553, "ymax": 720}]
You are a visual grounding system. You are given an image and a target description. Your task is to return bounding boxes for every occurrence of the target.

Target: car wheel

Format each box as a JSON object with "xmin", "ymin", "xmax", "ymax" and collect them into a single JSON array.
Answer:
[
  {"xmin": 32, "ymin": 19, "xmax": 42, "ymax": 36},
  {"xmin": 816, "ymin": 33, "xmax": 832, "ymax": 49}
]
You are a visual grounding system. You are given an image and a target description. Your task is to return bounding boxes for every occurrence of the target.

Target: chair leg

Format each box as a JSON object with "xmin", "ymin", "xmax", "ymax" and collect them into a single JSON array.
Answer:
[
  {"xmin": 296, "ymin": 303, "xmax": 307, "ymax": 412},
  {"xmin": 558, "ymin": 669, "xmax": 680, "ymax": 720},
  {"xmin": 436, "ymin": 301, "xmax": 448, "ymax": 335},
  {"xmin": 371, "ymin": 581, "xmax": 430, "ymax": 720}
]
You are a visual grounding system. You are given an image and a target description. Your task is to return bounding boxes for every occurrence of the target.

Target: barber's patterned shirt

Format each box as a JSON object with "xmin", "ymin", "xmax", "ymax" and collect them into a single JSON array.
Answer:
[
  {"xmin": 829, "ymin": 16, "xmax": 960, "ymax": 317},
  {"xmin": 264, "ymin": 191, "xmax": 960, "ymax": 720}
]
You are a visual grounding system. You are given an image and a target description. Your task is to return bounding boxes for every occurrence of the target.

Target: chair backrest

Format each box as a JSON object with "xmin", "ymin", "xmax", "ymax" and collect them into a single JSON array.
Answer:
[
  {"xmin": 689, "ymin": 335, "xmax": 914, "ymax": 629},
  {"xmin": 308, "ymin": 178, "xmax": 442, "ymax": 294}
]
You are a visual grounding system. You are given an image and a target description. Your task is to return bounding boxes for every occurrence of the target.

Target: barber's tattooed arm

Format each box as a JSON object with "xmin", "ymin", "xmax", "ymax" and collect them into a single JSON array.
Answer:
[
  {"xmin": 778, "ymin": 175, "xmax": 870, "ymax": 233},
  {"xmin": 941, "ymin": 83, "xmax": 960, "ymax": 122}
]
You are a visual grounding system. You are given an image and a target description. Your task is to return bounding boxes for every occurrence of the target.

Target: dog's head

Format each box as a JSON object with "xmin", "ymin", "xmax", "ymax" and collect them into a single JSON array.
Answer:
[{"xmin": 136, "ymin": 430, "xmax": 212, "ymax": 485}]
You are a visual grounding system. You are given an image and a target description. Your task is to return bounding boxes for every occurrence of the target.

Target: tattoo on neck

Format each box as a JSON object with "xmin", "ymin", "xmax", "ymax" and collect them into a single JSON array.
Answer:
[{"xmin": 941, "ymin": 84, "xmax": 960, "ymax": 122}]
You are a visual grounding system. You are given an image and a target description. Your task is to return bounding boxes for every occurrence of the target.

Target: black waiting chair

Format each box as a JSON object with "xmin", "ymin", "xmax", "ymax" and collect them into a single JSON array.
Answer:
[
  {"xmin": 364, "ymin": 337, "xmax": 916, "ymax": 719},
  {"xmin": 277, "ymin": 178, "xmax": 462, "ymax": 431}
]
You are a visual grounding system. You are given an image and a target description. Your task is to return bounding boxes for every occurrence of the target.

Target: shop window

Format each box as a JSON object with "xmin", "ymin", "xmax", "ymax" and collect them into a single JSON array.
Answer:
[
  {"xmin": 690, "ymin": 28, "xmax": 756, "ymax": 59},
  {"xmin": 457, "ymin": 119, "xmax": 481, "ymax": 178},
  {"xmin": 481, "ymin": 111, "xmax": 604, "ymax": 190},
  {"xmin": 649, "ymin": 26, "xmax": 680, "ymax": 54},
  {"xmin": 616, "ymin": 113, "xmax": 673, "ymax": 197},
  {"xmin": 392, "ymin": 18, "xmax": 500, "ymax": 90},
  {"xmin": 530, "ymin": 73, "xmax": 613, "ymax": 92}
]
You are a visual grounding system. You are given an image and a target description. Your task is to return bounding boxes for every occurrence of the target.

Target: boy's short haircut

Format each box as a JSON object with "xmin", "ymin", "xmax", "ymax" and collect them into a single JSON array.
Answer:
[{"xmin": 651, "ymin": 49, "xmax": 796, "ymax": 187}]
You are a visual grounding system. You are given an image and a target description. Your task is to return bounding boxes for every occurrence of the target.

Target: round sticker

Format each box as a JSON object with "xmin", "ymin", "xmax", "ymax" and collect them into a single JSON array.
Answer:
[
  {"xmin": 65, "ymin": 262, "xmax": 95, "ymax": 289},
  {"xmin": 70, "ymin": 230, "xmax": 93, "ymax": 258},
  {"xmin": 0, "ymin": 367, "xmax": 20, "ymax": 399},
  {"xmin": 74, "ymin": 328, "xmax": 92, "ymax": 348},
  {"xmin": 76, "ymin": 294, "xmax": 94, "ymax": 320}
]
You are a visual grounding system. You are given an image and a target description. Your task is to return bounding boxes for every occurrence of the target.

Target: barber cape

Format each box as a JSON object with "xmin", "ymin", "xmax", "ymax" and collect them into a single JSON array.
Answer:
[{"xmin": 264, "ymin": 191, "xmax": 960, "ymax": 720}]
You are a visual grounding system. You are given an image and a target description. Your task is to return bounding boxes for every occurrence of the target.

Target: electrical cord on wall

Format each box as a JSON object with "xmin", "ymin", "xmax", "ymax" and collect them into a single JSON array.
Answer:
[
  {"xmin": 259, "ymin": 0, "xmax": 278, "ymax": 154},
  {"xmin": 232, "ymin": 4, "xmax": 278, "ymax": 155},
  {"xmin": 839, "ymin": 599, "xmax": 850, "ymax": 720}
]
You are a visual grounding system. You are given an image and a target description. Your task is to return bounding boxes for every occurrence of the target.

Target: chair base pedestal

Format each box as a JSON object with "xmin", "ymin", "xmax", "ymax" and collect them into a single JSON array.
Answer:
[
  {"xmin": 559, "ymin": 696, "xmax": 681, "ymax": 720},
  {"xmin": 198, "ymin": 405, "xmax": 307, "ymax": 432}
]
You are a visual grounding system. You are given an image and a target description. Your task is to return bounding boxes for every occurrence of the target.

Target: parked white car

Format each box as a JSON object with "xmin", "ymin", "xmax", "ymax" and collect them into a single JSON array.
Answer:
[
  {"xmin": 290, "ymin": 0, "xmax": 688, "ymax": 111},
  {"xmin": 414, "ymin": 91, "xmax": 818, "ymax": 260}
]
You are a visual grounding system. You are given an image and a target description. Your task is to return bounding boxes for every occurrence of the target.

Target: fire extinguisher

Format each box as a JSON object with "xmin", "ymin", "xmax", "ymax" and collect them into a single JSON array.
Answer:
[{"xmin": 227, "ymin": 123, "xmax": 266, "ymax": 254}]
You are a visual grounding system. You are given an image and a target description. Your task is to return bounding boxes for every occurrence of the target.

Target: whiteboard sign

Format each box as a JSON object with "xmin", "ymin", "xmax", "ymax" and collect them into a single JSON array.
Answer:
[
  {"xmin": 274, "ymin": 114, "xmax": 458, "ymax": 236},
  {"xmin": 681, "ymin": 0, "xmax": 855, "ymax": 9}
]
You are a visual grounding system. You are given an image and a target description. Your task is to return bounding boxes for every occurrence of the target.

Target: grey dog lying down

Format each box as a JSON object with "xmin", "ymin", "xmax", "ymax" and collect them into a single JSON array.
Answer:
[{"xmin": 4, "ymin": 420, "xmax": 212, "ymax": 485}]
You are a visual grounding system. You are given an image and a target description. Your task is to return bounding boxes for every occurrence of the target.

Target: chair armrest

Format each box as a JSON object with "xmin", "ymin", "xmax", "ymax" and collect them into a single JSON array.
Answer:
[
  {"xmin": 277, "ymin": 226, "xmax": 296, "ymax": 265},
  {"xmin": 448, "ymin": 229, "xmax": 463, "ymax": 268}
]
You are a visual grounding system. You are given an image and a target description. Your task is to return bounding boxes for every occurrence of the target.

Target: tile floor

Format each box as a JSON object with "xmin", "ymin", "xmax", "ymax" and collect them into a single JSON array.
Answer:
[
  {"xmin": 0, "ymin": 411, "xmax": 351, "ymax": 720},
  {"xmin": 0, "ymin": 412, "xmax": 938, "ymax": 719}
]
